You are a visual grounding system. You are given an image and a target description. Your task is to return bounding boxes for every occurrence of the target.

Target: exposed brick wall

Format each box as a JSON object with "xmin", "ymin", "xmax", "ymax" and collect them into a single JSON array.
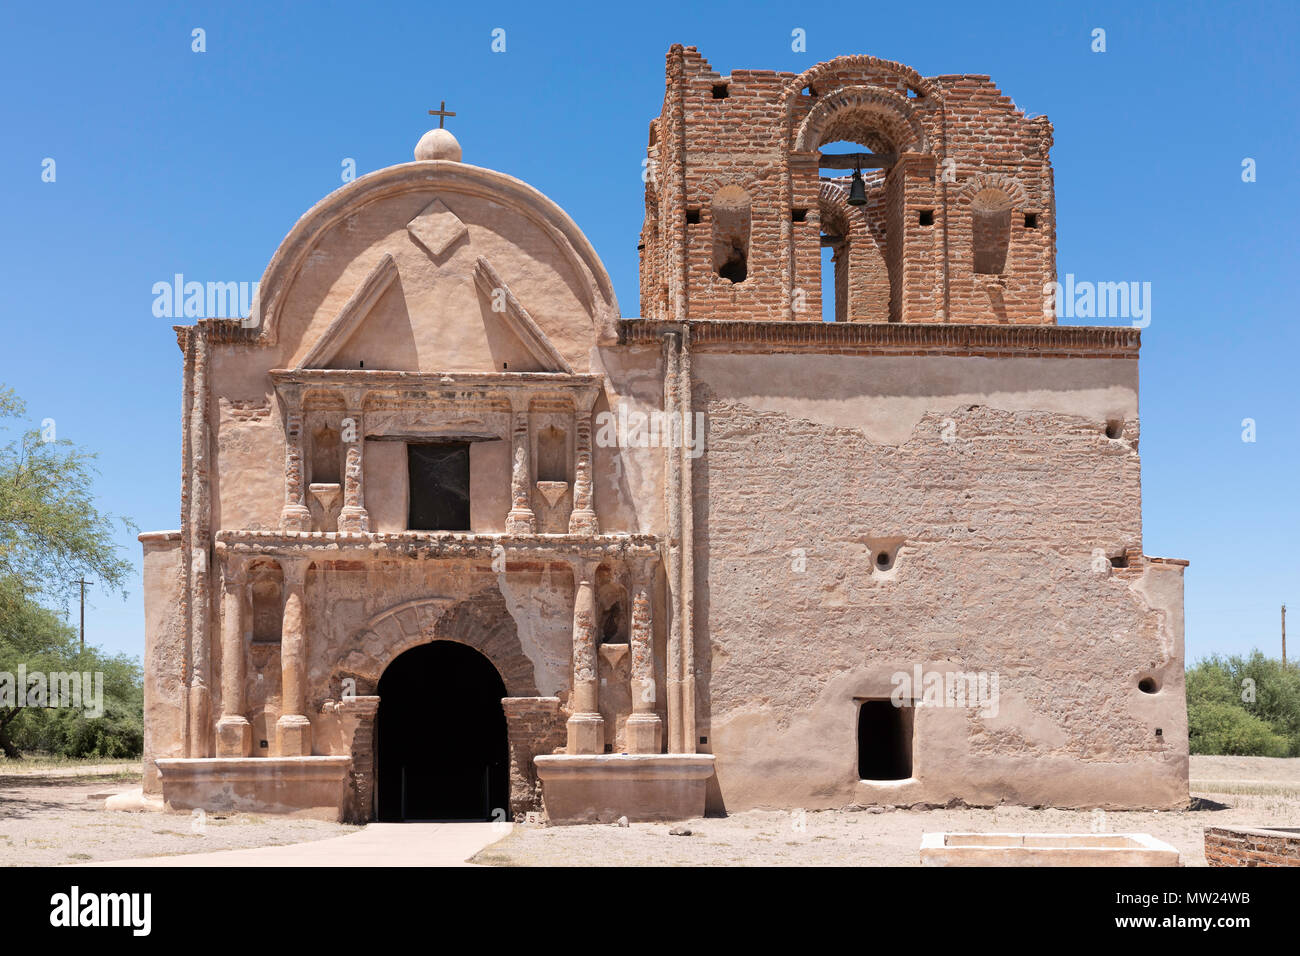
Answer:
[
  {"xmin": 1205, "ymin": 827, "xmax": 1300, "ymax": 866},
  {"xmin": 502, "ymin": 697, "xmax": 566, "ymax": 816},
  {"xmin": 641, "ymin": 48, "xmax": 1055, "ymax": 325},
  {"xmin": 343, "ymin": 710, "xmax": 376, "ymax": 825}
]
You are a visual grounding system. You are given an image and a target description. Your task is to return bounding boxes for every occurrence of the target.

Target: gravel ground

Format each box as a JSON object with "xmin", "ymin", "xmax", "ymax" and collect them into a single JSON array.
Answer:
[
  {"xmin": 1, "ymin": 755, "xmax": 1295, "ymax": 866},
  {"xmin": 0, "ymin": 763, "xmax": 356, "ymax": 866},
  {"xmin": 472, "ymin": 755, "xmax": 1300, "ymax": 867}
]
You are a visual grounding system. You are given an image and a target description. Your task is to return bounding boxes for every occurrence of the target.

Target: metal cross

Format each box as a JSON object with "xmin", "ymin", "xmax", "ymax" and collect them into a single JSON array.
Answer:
[{"xmin": 428, "ymin": 100, "xmax": 456, "ymax": 129}]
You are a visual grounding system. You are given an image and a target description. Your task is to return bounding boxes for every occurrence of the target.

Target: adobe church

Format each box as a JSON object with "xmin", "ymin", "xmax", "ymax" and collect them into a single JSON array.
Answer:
[{"xmin": 137, "ymin": 47, "xmax": 1189, "ymax": 824}]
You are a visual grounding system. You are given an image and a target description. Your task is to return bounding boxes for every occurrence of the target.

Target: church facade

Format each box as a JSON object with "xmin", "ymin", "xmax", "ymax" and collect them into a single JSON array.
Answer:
[{"xmin": 137, "ymin": 47, "xmax": 1189, "ymax": 824}]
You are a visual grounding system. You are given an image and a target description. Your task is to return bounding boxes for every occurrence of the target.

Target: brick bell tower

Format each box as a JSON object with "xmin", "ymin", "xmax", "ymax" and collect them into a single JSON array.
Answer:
[{"xmin": 640, "ymin": 46, "xmax": 1057, "ymax": 325}]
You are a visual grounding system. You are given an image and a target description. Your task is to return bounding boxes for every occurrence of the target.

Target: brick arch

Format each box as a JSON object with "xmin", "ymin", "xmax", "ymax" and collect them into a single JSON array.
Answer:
[
  {"xmin": 819, "ymin": 180, "xmax": 882, "ymax": 246},
  {"xmin": 956, "ymin": 172, "xmax": 1029, "ymax": 209},
  {"xmin": 819, "ymin": 181, "xmax": 890, "ymax": 323},
  {"xmin": 339, "ymin": 588, "xmax": 539, "ymax": 697},
  {"xmin": 693, "ymin": 175, "xmax": 754, "ymax": 205},
  {"xmin": 794, "ymin": 87, "xmax": 929, "ymax": 155},
  {"xmin": 788, "ymin": 54, "xmax": 942, "ymax": 107}
]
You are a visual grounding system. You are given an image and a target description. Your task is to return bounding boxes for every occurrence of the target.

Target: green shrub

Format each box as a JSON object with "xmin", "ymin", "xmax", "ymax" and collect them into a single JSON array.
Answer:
[{"xmin": 1187, "ymin": 652, "xmax": 1300, "ymax": 756}]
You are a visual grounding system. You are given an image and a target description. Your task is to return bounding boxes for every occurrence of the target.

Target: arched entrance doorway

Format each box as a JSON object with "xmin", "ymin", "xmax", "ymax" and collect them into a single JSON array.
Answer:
[{"xmin": 375, "ymin": 641, "xmax": 509, "ymax": 822}]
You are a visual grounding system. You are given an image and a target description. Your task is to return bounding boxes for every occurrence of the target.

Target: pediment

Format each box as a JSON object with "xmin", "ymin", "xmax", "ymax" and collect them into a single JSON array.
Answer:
[{"xmin": 260, "ymin": 163, "xmax": 618, "ymax": 374}]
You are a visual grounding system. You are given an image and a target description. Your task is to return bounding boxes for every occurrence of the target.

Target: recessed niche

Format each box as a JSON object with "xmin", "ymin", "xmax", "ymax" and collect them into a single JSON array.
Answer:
[
  {"xmin": 1138, "ymin": 676, "xmax": 1159, "ymax": 694},
  {"xmin": 712, "ymin": 83, "xmax": 729, "ymax": 99},
  {"xmin": 1105, "ymin": 420, "xmax": 1124, "ymax": 439},
  {"xmin": 918, "ymin": 209, "xmax": 935, "ymax": 226},
  {"xmin": 250, "ymin": 562, "xmax": 284, "ymax": 644},
  {"xmin": 536, "ymin": 425, "xmax": 567, "ymax": 483}
]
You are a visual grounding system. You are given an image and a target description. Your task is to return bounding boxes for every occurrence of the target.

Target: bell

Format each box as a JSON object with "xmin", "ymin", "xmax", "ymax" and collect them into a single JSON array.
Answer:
[{"xmin": 846, "ymin": 167, "xmax": 868, "ymax": 206}]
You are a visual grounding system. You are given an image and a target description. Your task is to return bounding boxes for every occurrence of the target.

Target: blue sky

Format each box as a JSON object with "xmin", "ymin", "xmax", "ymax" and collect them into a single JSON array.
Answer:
[{"xmin": 1, "ymin": 0, "xmax": 1296, "ymax": 665}]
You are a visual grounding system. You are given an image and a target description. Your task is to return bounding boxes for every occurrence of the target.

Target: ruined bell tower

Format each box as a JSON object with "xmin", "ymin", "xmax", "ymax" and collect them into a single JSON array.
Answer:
[{"xmin": 640, "ymin": 46, "xmax": 1057, "ymax": 324}]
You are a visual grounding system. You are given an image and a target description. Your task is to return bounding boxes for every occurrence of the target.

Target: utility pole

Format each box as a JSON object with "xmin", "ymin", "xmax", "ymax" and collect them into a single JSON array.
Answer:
[
  {"xmin": 73, "ymin": 578, "xmax": 89, "ymax": 652},
  {"xmin": 1283, "ymin": 603, "xmax": 1288, "ymax": 669}
]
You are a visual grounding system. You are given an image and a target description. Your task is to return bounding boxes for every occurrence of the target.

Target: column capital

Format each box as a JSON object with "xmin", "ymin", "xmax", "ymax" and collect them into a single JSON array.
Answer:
[
  {"xmin": 574, "ymin": 386, "xmax": 600, "ymax": 415},
  {"xmin": 281, "ymin": 558, "xmax": 307, "ymax": 592},
  {"xmin": 222, "ymin": 556, "xmax": 248, "ymax": 590},
  {"xmin": 566, "ymin": 555, "xmax": 598, "ymax": 583}
]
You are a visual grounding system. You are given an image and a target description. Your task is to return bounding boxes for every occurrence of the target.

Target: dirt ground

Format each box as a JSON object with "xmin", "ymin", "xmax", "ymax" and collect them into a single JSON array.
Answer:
[
  {"xmin": 0, "ymin": 762, "xmax": 356, "ymax": 866},
  {"xmin": 0, "ymin": 755, "xmax": 1295, "ymax": 866},
  {"xmin": 472, "ymin": 755, "xmax": 1300, "ymax": 867}
]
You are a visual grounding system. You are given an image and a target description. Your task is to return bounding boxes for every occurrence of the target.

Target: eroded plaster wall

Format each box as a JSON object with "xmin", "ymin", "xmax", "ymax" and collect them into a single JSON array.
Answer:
[
  {"xmin": 692, "ymin": 351, "xmax": 1187, "ymax": 811},
  {"xmin": 140, "ymin": 533, "xmax": 186, "ymax": 794}
]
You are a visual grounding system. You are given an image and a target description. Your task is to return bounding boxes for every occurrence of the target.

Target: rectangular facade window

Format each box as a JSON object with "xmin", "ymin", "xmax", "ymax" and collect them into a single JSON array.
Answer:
[
  {"xmin": 857, "ymin": 699, "xmax": 913, "ymax": 780},
  {"xmin": 407, "ymin": 442, "xmax": 471, "ymax": 531}
]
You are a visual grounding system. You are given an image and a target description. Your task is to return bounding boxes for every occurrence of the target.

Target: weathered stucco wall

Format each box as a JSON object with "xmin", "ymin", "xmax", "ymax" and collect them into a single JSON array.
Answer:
[
  {"xmin": 692, "ymin": 352, "xmax": 1187, "ymax": 811},
  {"xmin": 139, "ymin": 533, "xmax": 186, "ymax": 794}
]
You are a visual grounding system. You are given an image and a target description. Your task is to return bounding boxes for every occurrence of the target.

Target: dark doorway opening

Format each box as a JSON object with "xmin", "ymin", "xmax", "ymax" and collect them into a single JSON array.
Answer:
[
  {"xmin": 407, "ymin": 442, "xmax": 470, "ymax": 531},
  {"xmin": 857, "ymin": 699, "xmax": 913, "ymax": 780},
  {"xmin": 375, "ymin": 641, "xmax": 509, "ymax": 821}
]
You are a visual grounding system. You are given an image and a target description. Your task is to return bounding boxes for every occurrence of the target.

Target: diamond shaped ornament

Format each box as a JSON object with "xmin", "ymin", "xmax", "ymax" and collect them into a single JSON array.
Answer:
[{"xmin": 407, "ymin": 197, "xmax": 468, "ymax": 258}]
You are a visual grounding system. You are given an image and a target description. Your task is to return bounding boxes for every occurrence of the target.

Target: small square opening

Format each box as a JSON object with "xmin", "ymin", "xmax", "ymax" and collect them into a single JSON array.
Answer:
[
  {"xmin": 686, "ymin": 208, "xmax": 702, "ymax": 225},
  {"xmin": 1024, "ymin": 212, "xmax": 1039, "ymax": 229},
  {"xmin": 918, "ymin": 209, "xmax": 935, "ymax": 227},
  {"xmin": 857, "ymin": 699, "xmax": 913, "ymax": 781},
  {"xmin": 791, "ymin": 208, "xmax": 808, "ymax": 223},
  {"xmin": 712, "ymin": 83, "xmax": 729, "ymax": 99}
]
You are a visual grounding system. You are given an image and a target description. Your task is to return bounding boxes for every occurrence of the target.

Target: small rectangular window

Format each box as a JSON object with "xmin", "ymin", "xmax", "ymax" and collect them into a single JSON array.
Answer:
[
  {"xmin": 686, "ymin": 208, "xmax": 702, "ymax": 225},
  {"xmin": 712, "ymin": 83, "xmax": 729, "ymax": 99},
  {"xmin": 1024, "ymin": 213, "xmax": 1039, "ymax": 229},
  {"xmin": 792, "ymin": 208, "xmax": 809, "ymax": 223},
  {"xmin": 857, "ymin": 699, "xmax": 913, "ymax": 781},
  {"xmin": 407, "ymin": 442, "xmax": 470, "ymax": 531},
  {"xmin": 918, "ymin": 209, "xmax": 935, "ymax": 226}
]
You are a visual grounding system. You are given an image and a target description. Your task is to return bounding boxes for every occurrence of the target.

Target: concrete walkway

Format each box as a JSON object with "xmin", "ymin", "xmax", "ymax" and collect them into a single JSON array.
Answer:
[{"xmin": 89, "ymin": 822, "xmax": 509, "ymax": 867}]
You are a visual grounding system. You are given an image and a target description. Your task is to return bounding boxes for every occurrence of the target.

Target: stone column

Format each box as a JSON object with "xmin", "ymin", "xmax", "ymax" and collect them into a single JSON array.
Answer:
[
  {"xmin": 337, "ymin": 411, "xmax": 369, "ymax": 532},
  {"xmin": 565, "ymin": 560, "xmax": 604, "ymax": 754},
  {"xmin": 215, "ymin": 559, "xmax": 252, "ymax": 757},
  {"xmin": 276, "ymin": 561, "xmax": 312, "ymax": 756},
  {"xmin": 568, "ymin": 393, "xmax": 598, "ymax": 535},
  {"xmin": 625, "ymin": 562, "xmax": 662, "ymax": 754},
  {"xmin": 505, "ymin": 395, "xmax": 536, "ymax": 534},
  {"xmin": 280, "ymin": 412, "xmax": 313, "ymax": 532}
]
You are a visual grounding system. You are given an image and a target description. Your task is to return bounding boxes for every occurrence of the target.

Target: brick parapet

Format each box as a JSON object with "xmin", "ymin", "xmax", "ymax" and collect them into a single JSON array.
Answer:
[{"xmin": 620, "ymin": 319, "xmax": 1140, "ymax": 359}]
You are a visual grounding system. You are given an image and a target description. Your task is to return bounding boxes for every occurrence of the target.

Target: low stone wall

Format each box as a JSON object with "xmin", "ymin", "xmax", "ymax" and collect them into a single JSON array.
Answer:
[
  {"xmin": 155, "ymin": 756, "xmax": 353, "ymax": 821},
  {"xmin": 1205, "ymin": 826, "xmax": 1300, "ymax": 866}
]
